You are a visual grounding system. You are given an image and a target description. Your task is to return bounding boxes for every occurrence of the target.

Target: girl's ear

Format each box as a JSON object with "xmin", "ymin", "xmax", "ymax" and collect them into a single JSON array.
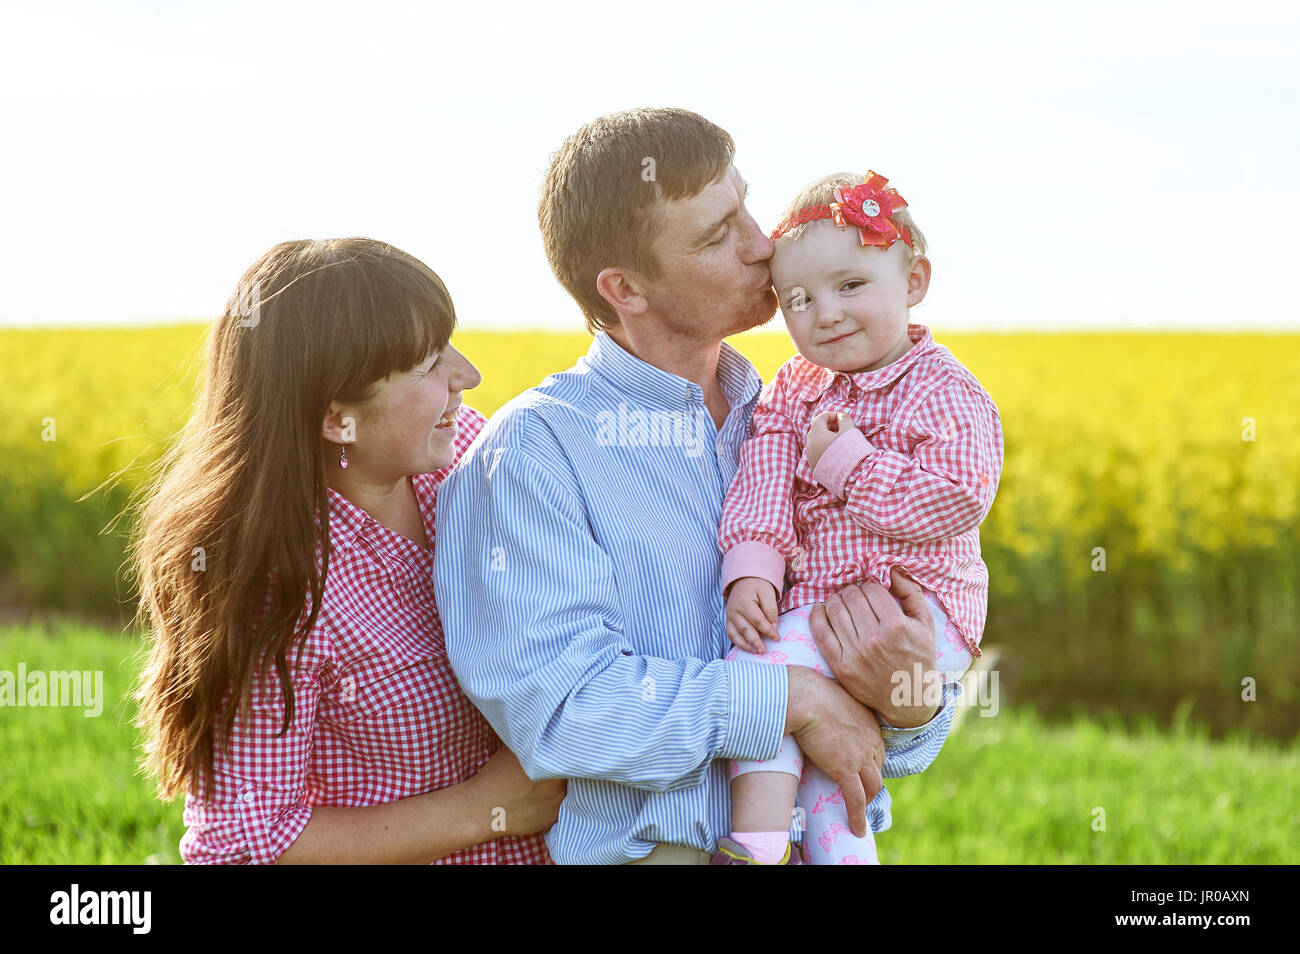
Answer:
[
  {"xmin": 906, "ymin": 255, "xmax": 932, "ymax": 308},
  {"xmin": 322, "ymin": 401, "xmax": 358, "ymax": 445}
]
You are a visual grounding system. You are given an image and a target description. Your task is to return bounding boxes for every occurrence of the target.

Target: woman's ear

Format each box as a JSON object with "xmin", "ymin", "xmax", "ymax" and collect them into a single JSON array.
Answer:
[
  {"xmin": 595, "ymin": 266, "xmax": 649, "ymax": 320},
  {"xmin": 906, "ymin": 255, "xmax": 932, "ymax": 308},
  {"xmin": 322, "ymin": 401, "xmax": 358, "ymax": 445}
]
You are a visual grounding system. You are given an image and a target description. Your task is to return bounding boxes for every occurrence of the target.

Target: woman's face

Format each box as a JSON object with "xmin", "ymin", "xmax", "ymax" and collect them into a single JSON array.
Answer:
[{"xmin": 331, "ymin": 342, "xmax": 482, "ymax": 481}]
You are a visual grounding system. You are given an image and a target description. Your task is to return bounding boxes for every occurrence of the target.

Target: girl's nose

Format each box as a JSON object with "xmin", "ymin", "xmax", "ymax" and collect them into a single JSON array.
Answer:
[{"xmin": 814, "ymin": 302, "xmax": 841, "ymax": 326}]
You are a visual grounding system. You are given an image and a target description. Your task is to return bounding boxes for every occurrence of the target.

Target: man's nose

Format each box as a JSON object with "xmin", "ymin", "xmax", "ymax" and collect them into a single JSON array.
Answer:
[{"xmin": 739, "ymin": 210, "xmax": 774, "ymax": 263}]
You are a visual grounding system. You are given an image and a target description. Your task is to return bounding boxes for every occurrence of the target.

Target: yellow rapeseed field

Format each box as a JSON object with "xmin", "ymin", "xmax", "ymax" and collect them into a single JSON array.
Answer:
[
  {"xmin": 3, "ymin": 324, "xmax": 1298, "ymax": 589},
  {"xmin": 2, "ymin": 324, "xmax": 1297, "ymax": 732}
]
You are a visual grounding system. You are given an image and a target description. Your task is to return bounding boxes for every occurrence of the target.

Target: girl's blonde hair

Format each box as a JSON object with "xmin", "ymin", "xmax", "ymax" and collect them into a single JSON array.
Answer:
[{"xmin": 774, "ymin": 172, "xmax": 928, "ymax": 261}]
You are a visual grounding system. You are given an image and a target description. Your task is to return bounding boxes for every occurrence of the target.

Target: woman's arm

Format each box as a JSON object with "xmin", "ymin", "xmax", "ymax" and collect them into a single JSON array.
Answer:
[{"xmin": 277, "ymin": 745, "xmax": 564, "ymax": 865}]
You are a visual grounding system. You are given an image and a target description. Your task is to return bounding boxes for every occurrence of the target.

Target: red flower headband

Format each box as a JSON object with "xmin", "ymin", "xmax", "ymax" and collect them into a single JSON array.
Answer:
[{"xmin": 770, "ymin": 171, "xmax": 914, "ymax": 251}]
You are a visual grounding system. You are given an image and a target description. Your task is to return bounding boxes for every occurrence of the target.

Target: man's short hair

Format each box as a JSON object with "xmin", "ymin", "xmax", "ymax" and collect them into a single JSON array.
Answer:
[
  {"xmin": 775, "ymin": 172, "xmax": 928, "ymax": 263},
  {"xmin": 538, "ymin": 107, "xmax": 735, "ymax": 334}
]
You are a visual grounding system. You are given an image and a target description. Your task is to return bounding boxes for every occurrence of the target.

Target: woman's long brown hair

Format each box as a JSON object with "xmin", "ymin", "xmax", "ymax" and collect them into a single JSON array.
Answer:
[{"xmin": 132, "ymin": 238, "xmax": 456, "ymax": 799}]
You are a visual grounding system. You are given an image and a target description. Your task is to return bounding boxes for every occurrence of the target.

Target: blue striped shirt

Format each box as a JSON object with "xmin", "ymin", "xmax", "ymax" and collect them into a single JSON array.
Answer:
[{"xmin": 435, "ymin": 332, "xmax": 960, "ymax": 864}]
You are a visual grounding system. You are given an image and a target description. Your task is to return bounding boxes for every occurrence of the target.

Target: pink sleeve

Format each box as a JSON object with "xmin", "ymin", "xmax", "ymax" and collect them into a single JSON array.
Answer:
[
  {"xmin": 180, "ymin": 609, "xmax": 336, "ymax": 865},
  {"xmin": 718, "ymin": 378, "xmax": 802, "ymax": 597},
  {"xmin": 829, "ymin": 378, "xmax": 1003, "ymax": 543}
]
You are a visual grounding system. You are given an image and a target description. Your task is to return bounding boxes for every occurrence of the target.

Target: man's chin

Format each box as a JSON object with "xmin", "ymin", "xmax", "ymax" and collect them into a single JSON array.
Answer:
[{"xmin": 732, "ymin": 287, "xmax": 779, "ymax": 335}]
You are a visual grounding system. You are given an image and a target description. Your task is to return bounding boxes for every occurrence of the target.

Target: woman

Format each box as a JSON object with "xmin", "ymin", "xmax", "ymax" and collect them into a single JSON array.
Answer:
[{"xmin": 133, "ymin": 238, "xmax": 563, "ymax": 863}]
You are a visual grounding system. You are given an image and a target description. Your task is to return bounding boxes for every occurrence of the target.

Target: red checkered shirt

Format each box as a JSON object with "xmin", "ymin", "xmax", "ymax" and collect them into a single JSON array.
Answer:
[
  {"xmin": 719, "ymin": 324, "xmax": 1003, "ymax": 655},
  {"xmin": 180, "ymin": 407, "xmax": 552, "ymax": 864}
]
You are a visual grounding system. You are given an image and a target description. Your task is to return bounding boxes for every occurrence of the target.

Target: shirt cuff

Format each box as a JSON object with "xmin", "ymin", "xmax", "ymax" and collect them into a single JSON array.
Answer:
[
  {"xmin": 233, "ymin": 781, "xmax": 314, "ymax": 865},
  {"xmin": 877, "ymin": 680, "xmax": 963, "ymax": 746},
  {"xmin": 811, "ymin": 428, "xmax": 873, "ymax": 498},
  {"xmin": 720, "ymin": 541, "xmax": 786, "ymax": 597},
  {"xmin": 719, "ymin": 658, "xmax": 788, "ymax": 763}
]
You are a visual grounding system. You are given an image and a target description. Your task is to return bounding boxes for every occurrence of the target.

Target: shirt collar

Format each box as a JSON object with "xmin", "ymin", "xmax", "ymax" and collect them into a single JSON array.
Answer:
[
  {"xmin": 585, "ymin": 331, "xmax": 762, "ymax": 412},
  {"xmin": 788, "ymin": 323, "xmax": 935, "ymax": 402},
  {"xmin": 323, "ymin": 485, "xmax": 370, "ymax": 552},
  {"xmin": 322, "ymin": 481, "xmax": 437, "ymax": 564}
]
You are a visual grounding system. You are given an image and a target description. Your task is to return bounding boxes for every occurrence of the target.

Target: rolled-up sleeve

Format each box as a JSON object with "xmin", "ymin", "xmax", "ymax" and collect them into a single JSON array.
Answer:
[
  {"xmin": 436, "ymin": 412, "xmax": 787, "ymax": 792},
  {"xmin": 180, "ymin": 627, "xmax": 334, "ymax": 865},
  {"xmin": 879, "ymin": 680, "xmax": 963, "ymax": 779}
]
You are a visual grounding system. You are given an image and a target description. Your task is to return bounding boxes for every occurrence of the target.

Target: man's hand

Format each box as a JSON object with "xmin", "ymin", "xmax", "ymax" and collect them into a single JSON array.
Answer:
[
  {"xmin": 809, "ymin": 567, "xmax": 940, "ymax": 727},
  {"xmin": 805, "ymin": 411, "xmax": 853, "ymax": 470},
  {"xmin": 785, "ymin": 666, "xmax": 884, "ymax": 837},
  {"xmin": 725, "ymin": 577, "xmax": 779, "ymax": 654}
]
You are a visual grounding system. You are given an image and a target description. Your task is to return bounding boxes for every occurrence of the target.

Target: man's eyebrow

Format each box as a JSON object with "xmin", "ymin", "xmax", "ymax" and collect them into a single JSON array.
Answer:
[
  {"xmin": 694, "ymin": 179, "xmax": 748, "ymax": 243},
  {"xmin": 697, "ymin": 204, "xmax": 738, "ymax": 241}
]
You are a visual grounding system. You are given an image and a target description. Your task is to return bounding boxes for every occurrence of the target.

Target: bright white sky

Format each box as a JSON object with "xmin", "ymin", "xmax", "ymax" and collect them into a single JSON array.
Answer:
[{"xmin": 1, "ymin": 0, "xmax": 1297, "ymax": 330}]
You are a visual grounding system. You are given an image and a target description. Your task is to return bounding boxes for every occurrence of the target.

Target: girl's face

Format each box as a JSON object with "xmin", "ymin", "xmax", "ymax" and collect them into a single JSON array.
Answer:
[
  {"xmin": 770, "ymin": 219, "xmax": 930, "ymax": 374},
  {"xmin": 327, "ymin": 341, "xmax": 482, "ymax": 481}
]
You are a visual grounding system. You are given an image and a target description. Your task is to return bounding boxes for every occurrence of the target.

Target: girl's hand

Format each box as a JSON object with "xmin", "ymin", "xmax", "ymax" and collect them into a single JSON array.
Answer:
[
  {"xmin": 806, "ymin": 412, "xmax": 854, "ymax": 470},
  {"xmin": 726, "ymin": 577, "xmax": 780, "ymax": 655}
]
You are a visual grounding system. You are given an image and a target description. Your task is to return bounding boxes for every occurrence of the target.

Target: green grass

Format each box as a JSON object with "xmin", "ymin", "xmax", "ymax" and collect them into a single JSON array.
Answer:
[
  {"xmin": 884, "ymin": 706, "xmax": 1299, "ymax": 864},
  {"xmin": 0, "ymin": 622, "xmax": 181, "ymax": 864},
  {"xmin": 2, "ymin": 623, "xmax": 1296, "ymax": 864}
]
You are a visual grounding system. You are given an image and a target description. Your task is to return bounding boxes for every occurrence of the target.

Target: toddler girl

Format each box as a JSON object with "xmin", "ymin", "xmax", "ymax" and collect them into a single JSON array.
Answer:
[{"xmin": 718, "ymin": 171, "xmax": 1003, "ymax": 865}]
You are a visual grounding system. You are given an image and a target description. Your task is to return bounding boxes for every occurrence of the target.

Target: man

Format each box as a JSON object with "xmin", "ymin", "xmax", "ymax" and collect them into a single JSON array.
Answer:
[{"xmin": 435, "ymin": 107, "xmax": 961, "ymax": 865}]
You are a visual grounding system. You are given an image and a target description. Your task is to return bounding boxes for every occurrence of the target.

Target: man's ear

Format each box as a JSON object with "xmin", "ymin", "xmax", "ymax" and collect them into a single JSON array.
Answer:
[
  {"xmin": 906, "ymin": 255, "xmax": 932, "ymax": 308},
  {"xmin": 322, "ymin": 401, "xmax": 359, "ymax": 445},
  {"xmin": 595, "ymin": 265, "xmax": 649, "ymax": 321}
]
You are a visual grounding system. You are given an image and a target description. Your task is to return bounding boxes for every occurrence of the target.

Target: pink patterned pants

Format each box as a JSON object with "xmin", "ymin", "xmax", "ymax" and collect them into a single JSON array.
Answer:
[{"xmin": 725, "ymin": 591, "xmax": 973, "ymax": 865}]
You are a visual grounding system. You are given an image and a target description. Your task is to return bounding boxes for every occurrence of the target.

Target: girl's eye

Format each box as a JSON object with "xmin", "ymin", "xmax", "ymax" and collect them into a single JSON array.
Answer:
[{"xmin": 841, "ymin": 280, "xmax": 864, "ymax": 292}]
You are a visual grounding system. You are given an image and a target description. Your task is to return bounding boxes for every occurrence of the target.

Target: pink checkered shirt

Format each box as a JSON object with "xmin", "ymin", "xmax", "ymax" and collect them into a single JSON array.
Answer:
[
  {"xmin": 719, "ymin": 324, "xmax": 1003, "ymax": 655},
  {"xmin": 180, "ymin": 407, "xmax": 552, "ymax": 865}
]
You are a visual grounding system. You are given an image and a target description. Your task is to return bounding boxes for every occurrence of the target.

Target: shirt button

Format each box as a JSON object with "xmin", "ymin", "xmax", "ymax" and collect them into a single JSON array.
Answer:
[{"xmin": 242, "ymin": 791, "xmax": 255, "ymax": 803}]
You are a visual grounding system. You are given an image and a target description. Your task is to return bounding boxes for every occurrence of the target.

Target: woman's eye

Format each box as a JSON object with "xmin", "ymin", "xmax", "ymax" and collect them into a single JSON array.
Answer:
[{"xmin": 708, "ymin": 225, "xmax": 729, "ymax": 247}]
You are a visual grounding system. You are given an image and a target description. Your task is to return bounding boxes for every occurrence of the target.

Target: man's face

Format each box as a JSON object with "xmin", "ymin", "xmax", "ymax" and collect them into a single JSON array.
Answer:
[{"xmin": 636, "ymin": 164, "xmax": 778, "ymax": 342}]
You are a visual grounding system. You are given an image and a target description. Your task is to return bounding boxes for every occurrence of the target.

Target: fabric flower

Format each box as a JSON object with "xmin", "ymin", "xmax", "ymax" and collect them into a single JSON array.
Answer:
[{"xmin": 828, "ymin": 171, "xmax": 910, "ymax": 249}]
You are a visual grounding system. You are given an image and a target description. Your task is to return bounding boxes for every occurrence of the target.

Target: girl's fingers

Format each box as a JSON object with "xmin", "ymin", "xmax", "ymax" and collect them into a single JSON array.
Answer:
[{"xmin": 758, "ymin": 595, "xmax": 779, "ymax": 639}]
